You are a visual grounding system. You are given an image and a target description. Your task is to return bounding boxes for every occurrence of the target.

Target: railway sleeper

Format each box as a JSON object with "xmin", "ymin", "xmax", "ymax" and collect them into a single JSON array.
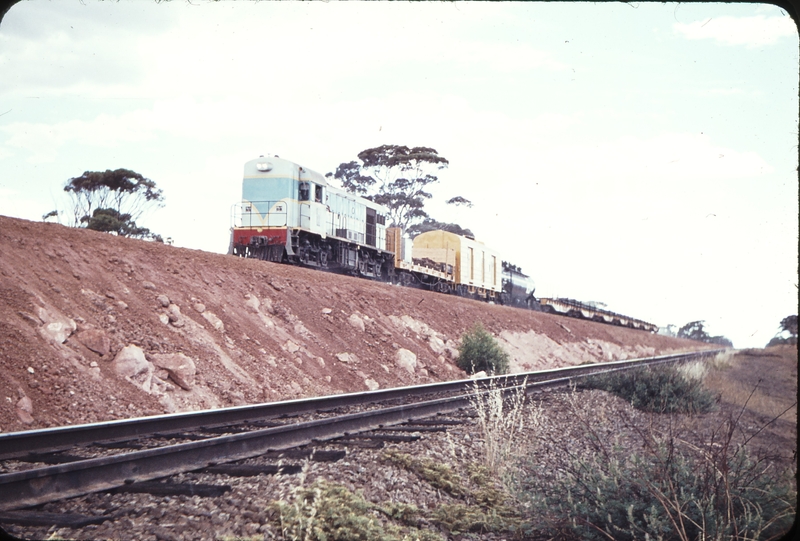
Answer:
[
  {"xmin": 199, "ymin": 464, "xmax": 302, "ymax": 477},
  {"xmin": 379, "ymin": 426, "xmax": 449, "ymax": 432},
  {"xmin": 18, "ymin": 453, "xmax": 86, "ymax": 465},
  {"xmin": 401, "ymin": 419, "xmax": 464, "ymax": 426},
  {"xmin": 94, "ymin": 440, "xmax": 145, "ymax": 450},
  {"xmin": 109, "ymin": 482, "xmax": 231, "ymax": 498},
  {"xmin": 0, "ymin": 510, "xmax": 115, "ymax": 528},
  {"xmin": 261, "ymin": 449, "xmax": 346, "ymax": 462},
  {"xmin": 326, "ymin": 439, "xmax": 385, "ymax": 449},
  {"xmin": 335, "ymin": 434, "xmax": 421, "ymax": 443}
]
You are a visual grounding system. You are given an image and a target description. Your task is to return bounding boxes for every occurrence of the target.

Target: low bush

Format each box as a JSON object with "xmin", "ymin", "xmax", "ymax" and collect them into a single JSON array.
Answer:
[
  {"xmin": 581, "ymin": 363, "xmax": 716, "ymax": 414},
  {"xmin": 456, "ymin": 323, "xmax": 509, "ymax": 375},
  {"xmin": 514, "ymin": 418, "xmax": 796, "ymax": 541}
]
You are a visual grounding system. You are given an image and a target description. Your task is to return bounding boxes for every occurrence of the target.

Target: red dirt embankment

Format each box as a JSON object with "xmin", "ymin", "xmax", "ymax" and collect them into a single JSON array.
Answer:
[{"xmin": 0, "ymin": 216, "xmax": 706, "ymax": 431}]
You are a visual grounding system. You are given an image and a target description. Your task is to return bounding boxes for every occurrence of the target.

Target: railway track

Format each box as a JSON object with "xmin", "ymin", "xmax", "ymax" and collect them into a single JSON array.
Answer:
[{"xmin": 0, "ymin": 349, "xmax": 723, "ymax": 537}]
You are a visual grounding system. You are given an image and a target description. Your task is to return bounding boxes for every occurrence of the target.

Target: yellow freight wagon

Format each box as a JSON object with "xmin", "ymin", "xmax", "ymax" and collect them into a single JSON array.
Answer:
[{"xmin": 412, "ymin": 230, "xmax": 501, "ymax": 298}]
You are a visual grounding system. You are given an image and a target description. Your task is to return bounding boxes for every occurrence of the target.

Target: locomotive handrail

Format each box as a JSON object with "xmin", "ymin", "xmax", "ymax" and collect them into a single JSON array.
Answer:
[{"xmin": 237, "ymin": 200, "xmax": 288, "ymax": 228}]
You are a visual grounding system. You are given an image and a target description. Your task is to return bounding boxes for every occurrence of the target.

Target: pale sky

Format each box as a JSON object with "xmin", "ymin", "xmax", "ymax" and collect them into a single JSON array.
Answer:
[{"xmin": 0, "ymin": 1, "xmax": 797, "ymax": 349}]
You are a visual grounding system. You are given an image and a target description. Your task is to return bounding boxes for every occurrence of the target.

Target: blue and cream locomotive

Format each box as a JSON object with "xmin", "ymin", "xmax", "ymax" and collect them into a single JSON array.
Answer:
[{"xmin": 231, "ymin": 156, "xmax": 393, "ymax": 278}]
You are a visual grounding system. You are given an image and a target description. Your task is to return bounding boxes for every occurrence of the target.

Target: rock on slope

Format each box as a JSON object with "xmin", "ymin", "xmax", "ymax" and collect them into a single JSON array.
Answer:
[{"xmin": 0, "ymin": 216, "xmax": 704, "ymax": 431}]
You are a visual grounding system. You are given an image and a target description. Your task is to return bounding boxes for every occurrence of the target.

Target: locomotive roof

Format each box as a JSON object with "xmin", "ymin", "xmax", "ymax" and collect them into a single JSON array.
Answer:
[
  {"xmin": 244, "ymin": 155, "xmax": 328, "ymax": 186},
  {"xmin": 243, "ymin": 155, "xmax": 390, "ymax": 213}
]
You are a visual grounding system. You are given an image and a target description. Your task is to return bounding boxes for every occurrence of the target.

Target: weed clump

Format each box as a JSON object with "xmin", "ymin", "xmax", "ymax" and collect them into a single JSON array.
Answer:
[
  {"xmin": 381, "ymin": 448, "xmax": 465, "ymax": 496},
  {"xmin": 469, "ymin": 377, "xmax": 537, "ymax": 475},
  {"xmin": 581, "ymin": 363, "xmax": 716, "ymax": 414},
  {"xmin": 456, "ymin": 323, "xmax": 509, "ymax": 375},
  {"xmin": 270, "ymin": 477, "xmax": 442, "ymax": 541},
  {"xmin": 380, "ymin": 450, "xmax": 524, "ymax": 536}
]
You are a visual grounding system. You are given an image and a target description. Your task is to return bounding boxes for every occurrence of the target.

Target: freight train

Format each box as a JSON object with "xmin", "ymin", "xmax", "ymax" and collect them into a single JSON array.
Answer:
[{"xmin": 230, "ymin": 155, "xmax": 657, "ymax": 332}]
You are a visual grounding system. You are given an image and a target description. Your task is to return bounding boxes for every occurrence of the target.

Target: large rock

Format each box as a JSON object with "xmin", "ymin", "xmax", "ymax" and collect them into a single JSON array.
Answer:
[
  {"xmin": 336, "ymin": 352, "xmax": 357, "ymax": 364},
  {"xmin": 112, "ymin": 345, "xmax": 151, "ymax": 378},
  {"xmin": 15, "ymin": 395, "xmax": 33, "ymax": 425},
  {"xmin": 202, "ymin": 311, "xmax": 225, "ymax": 332},
  {"xmin": 167, "ymin": 303, "xmax": 181, "ymax": 321},
  {"xmin": 36, "ymin": 307, "xmax": 76, "ymax": 344},
  {"xmin": 428, "ymin": 335, "xmax": 446, "ymax": 355},
  {"xmin": 149, "ymin": 353, "xmax": 196, "ymax": 390},
  {"xmin": 395, "ymin": 348, "xmax": 417, "ymax": 374},
  {"xmin": 347, "ymin": 313, "xmax": 366, "ymax": 332},
  {"xmin": 244, "ymin": 294, "xmax": 260, "ymax": 313},
  {"xmin": 76, "ymin": 328, "xmax": 111, "ymax": 356}
]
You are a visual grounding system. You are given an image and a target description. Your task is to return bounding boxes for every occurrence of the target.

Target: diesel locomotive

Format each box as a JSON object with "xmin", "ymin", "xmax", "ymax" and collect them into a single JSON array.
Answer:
[{"xmin": 230, "ymin": 155, "xmax": 656, "ymax": 332}]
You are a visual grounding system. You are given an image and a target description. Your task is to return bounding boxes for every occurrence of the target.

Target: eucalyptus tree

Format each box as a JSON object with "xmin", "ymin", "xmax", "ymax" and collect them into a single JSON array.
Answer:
[
  {"xmin": 63, "ymin": 168, "xmax": 164, "ymax": 239},
  {"xmin": 327, "ymin": 145, "xmax": 453, "ymax": 231}
]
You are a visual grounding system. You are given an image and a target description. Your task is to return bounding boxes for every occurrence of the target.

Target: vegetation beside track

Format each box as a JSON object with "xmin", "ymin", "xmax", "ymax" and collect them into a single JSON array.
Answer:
[
  {"xmin": 268, "ymin": 348, "xmax": 796, "ymax": 541},
  {"xmin": 512, "ymin": 348, "xmax": 796, "ymax": 541},
  {"xmin": 578, "ymin": 359, "xmax": 717, "ymax": 414}
]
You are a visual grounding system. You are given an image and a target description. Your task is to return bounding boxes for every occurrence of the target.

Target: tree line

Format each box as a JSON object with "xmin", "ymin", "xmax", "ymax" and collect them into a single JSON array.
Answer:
[{"xmin": 44, "ymin": 144, "xmax": 470, "ymax": 242}]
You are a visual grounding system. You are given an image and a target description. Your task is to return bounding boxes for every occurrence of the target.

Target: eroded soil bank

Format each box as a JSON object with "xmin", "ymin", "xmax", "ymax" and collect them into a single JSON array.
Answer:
[{"xmin": 0, "ymin": 216, "xmax": 705, "ymax": 431}]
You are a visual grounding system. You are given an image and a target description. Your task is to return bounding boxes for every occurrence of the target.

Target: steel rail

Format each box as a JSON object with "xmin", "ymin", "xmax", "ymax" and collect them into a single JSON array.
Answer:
[
  {"xmin": 0, "ymin": 349, "xmax": 724, "ymax": 460},
  {"xmin": 0, "ymin": 349, "xmax": 725, "ymax": 512},
  {"xmin": 0, "ymin": 378, "xmax": 534, "ymax": 511}
]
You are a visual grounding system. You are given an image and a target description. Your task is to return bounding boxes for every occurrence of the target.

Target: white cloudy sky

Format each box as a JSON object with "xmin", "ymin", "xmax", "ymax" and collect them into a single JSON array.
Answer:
[{"xmin": 0, "ymin": 1, "xmax": 797, "ymax": 349}]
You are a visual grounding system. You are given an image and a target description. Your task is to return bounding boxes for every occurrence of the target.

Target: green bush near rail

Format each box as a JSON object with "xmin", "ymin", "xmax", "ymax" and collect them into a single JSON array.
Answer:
[
  {"xmin": 513, "ymin": 421, "xmax": 796, "ymax": 541},
  {"xmin": 581, "ymin": 363, "xmax": 716, "ymax": 414},
  {"xmin": 456, "ymin": 323, "xmax": 509, "ymax": 375}
]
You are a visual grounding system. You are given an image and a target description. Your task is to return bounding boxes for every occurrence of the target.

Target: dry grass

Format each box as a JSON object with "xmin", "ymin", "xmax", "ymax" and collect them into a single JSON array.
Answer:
[
  {"xmin": 677, "ymin": 359, "xmax": 709, "ymax": 382},
  {"xmin": 514, "ymin": 384, "xmax": 797, "ymax": 541},
  {"xmin": 708, "ymin": 375, "xmax": 797, "ymax": 424},
  {"xmin": 469, "ymin": 377, "xmax": 540, "ymax": 476},
  {"xmin": 703, "ymin": 347, "xmax": 797, "ymax": 424}
]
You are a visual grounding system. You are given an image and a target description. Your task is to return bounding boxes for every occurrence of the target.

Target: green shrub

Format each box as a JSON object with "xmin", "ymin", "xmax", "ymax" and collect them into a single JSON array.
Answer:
[
  {"xmin": 581, "ymin": 363, "xmax": 716, "ymax": 414},
  {"xmin": 457, "ymin": 323, "xmax": 509, "ymax": 375},
  {"xmin": 514, "ymin": 426, "xmax": 796, "ymax": 541}
]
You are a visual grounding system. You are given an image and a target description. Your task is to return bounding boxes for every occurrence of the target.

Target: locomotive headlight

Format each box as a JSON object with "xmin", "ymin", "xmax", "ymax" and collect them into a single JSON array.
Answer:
[{"xmin": 256, "ymin": 162, "xmax": 272, "ymax": 172}]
